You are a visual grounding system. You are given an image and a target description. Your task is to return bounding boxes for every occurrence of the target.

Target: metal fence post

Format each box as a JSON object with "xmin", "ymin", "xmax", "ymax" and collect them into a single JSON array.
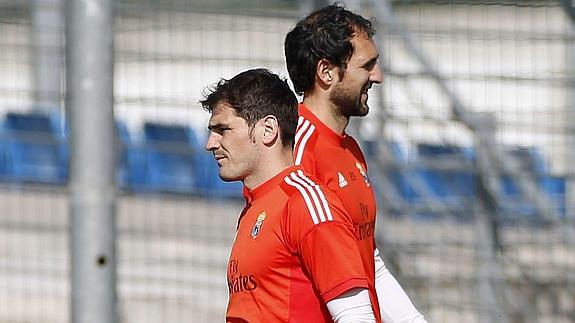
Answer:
[
  {"xmin": 32, "ymin": 0, "xmax": 64, "ymax": 110},
  {"xmin": 561, "ymin": 0, "xmax": 575, "ymax": 232},
  {"xmin": 66, "ymin": 0, "xmax": 117, "ymax": 322}
]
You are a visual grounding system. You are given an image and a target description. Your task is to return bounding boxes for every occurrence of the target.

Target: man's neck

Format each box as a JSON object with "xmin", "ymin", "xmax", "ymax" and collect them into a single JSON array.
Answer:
[
  {"xmin": 243, "ymin": 149, "xmax": 294, "ymax": 190},
  {"xmin": 302, "ymin": 94, "xmax": 349, "ymax": 134}
]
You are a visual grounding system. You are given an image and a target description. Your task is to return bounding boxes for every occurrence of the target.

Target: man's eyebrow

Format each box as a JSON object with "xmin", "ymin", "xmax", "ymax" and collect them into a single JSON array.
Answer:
[
  {"xmin": 207, "ymin": 122, "xmax": 229, "ymax": 131},
  {"xmin": 361, "ymin": 55, "xmax": 379, "ymax": 68}
]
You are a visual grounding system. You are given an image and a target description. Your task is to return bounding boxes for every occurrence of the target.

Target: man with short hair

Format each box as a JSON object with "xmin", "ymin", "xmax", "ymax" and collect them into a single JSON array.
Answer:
[
  {"xmin": 202, "ymin": 68, "xmax": 376, "ymax": 322},
  {"xmin": 285, "ymin": 5, "xmax": 427, "ymax": 323}
]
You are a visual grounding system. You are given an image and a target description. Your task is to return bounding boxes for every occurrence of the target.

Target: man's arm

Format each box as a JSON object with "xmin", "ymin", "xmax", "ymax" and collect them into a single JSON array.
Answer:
[
  {"xmin": 282, "ymin": 173, "xmax": 374, "ymax": 318},
  {"xmin": 374, "ymin": 248, "xmax": 428, "ymax": 323},
  {"xmin": 326, "ymin": 288, "xmax": 376, "ymax": 323}
]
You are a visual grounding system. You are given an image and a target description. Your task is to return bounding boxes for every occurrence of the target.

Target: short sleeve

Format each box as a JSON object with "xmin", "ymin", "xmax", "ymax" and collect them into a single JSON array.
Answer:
[{"xmin": 282, "ymin": 172, "xmax": 368, "ymax": 302}]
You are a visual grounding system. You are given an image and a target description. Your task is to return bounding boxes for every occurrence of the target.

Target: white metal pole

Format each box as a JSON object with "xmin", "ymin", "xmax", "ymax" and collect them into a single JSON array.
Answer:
[
  {"xmin": 32, "ymin": 0, "xmax": 64, "ymax": 110},
  {"xmin": 66, "ymin": 0, "xmax": 117, "ymax": 322}
]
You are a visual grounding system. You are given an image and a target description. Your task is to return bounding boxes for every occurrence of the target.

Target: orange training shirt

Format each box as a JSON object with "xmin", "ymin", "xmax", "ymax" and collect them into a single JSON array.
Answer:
[
  {"xmin": 226, "ymin": 166, "xmax": 368, "ymax": 323},
  {"xmin": 294, "ymin": 103, "xmax": 381, "ymax": 323}
]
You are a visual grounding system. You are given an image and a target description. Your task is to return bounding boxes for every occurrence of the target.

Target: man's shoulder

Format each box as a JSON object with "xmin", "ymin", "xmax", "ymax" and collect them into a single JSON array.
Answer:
[
  {"xmin": 295, "ymin": 113, "xmax": 341, "ymax": 168},
  {"xmin": 280, "ymin": 169, "xmax": 324, "ymax": 196},
  {"xmin": 280, "ymin": 169, "xmax": 337, "ymax": 205},
  {"xmin": 295, "ymin": 113, "xmax": 321, "ymax": 149},
  {"xmin": 281, "ymin": 169, "xmax": 348, "ymax": 222}
]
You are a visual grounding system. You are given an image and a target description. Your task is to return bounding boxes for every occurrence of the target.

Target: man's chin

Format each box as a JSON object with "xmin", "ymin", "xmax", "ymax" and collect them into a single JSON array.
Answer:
[
  {"xmin": 360, "ymin": 104, "xmax": 369, "ymax": 116},
  {"xmin": 218, "ymin": 173, "xmax": 241, "ymax": 183},
  {"xmin": 351, "ymin": 103, "xmax": 369, "ymax": 117}
]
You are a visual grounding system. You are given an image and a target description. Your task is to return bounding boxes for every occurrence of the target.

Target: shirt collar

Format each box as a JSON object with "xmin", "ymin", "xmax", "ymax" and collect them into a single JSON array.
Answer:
[
  {"xmin": 242, "ymin": 165, "xmax": 300, "ymax": 204},
  {"xmin": 298, "ymin": 103, "xmax": 347, "ymax": 145}
]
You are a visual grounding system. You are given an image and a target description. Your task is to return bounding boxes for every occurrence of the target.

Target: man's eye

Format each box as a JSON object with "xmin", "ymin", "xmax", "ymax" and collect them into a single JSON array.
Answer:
[
  {"xmin": 216, "ymin": 128, "xmax": 231, "ymax": 135},
  {"xmin": 364, "ymin": 62, "xmax": 376, "ymax": 70},
  {"xmin": 210, "ymin": 127, "xmax": 231, "ymax": 134}
]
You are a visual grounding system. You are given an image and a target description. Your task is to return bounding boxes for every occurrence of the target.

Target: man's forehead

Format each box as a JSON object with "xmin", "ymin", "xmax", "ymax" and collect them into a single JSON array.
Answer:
[
  {"xmin": 211, "ymin": 100, "xmax": 233, "ymax": 112},
  {"xmin": 352, "ymin": 28, "xmax": 373, "ymax": 40},
  {"xmin": 210, "ymin": 102, "xmax": 234, "ymax": 118},
  {"xmin": 208, "ymin": 103, "xmax": 240, "ymax": 125},
  {"xmin": 351, "ymin": 35, "xmax": 378, "ymax": 58}
]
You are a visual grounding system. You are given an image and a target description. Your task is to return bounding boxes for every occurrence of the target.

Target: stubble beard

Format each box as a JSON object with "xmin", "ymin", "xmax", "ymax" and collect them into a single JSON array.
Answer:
[
  {"xmin": 330, "ymin": 83, "xmax": 369, "ymax": 118},
  {"xmin": 218, "ymin": 140, "xmax": 259, "ymax": 184}
]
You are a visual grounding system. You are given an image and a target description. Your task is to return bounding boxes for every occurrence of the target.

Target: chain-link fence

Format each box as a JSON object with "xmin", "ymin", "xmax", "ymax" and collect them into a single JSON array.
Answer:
[
  {"xmin": 0, "ymin": 0, "xmax": 573, "ymax": 322},
  {"xmin": 371, "ymin": 2, "xmax": 574, "ymax": 322}
]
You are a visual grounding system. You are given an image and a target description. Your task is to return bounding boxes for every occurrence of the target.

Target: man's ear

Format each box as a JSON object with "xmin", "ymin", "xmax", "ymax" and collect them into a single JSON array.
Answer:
[
  {"xmin": 316, "ymin": 58, "xmax": 337, "ymax": 87},
  {"xmin": 261, "ymin": 115, "xmax": 279, "ymax": 146}
]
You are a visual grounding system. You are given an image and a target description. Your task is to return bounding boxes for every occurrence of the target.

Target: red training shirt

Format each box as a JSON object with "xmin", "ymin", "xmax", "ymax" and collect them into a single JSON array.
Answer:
[
  {"xmin": 294, "ymin": 103, "xmax": 381, "ymax": 323},
  {"xmin": 226, "ymin": 166, "xmax": 368, "ymax": 323}
]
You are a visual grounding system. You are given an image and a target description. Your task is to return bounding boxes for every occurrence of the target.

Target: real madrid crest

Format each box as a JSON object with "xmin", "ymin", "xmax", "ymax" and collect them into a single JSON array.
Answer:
[
  {"xmin": 355, "ymin": 162, "xmax": 371, "ymax": 187},
  {"xmin": 251, "ymin": 212, "xmax": 266, "ymax": 239}
]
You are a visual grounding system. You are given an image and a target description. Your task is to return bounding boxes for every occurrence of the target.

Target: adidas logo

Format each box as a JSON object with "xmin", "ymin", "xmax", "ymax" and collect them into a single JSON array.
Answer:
[{"xmin": 338, "ymin": 172, "xmax": 348, "ymax": 188}]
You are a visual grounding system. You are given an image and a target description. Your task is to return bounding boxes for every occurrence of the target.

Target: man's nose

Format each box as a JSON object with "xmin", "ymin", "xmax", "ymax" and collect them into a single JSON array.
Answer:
[
  {"xmin": 370, "ymin": 63, "xmax": 384, "ymax": 84},
  {"xmin": 205, "ymin": 132, "xmax": 220, "ymax": 151}
]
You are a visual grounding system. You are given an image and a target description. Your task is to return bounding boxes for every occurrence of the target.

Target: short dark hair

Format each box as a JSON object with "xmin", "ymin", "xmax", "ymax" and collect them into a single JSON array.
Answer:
[
  {"xmin": 200, "ymin": 68, "xmax": 298, "ymax": 149},
  {"xmin": 284, "ymin": 3, "xmax": 375, "ymax": 95}
]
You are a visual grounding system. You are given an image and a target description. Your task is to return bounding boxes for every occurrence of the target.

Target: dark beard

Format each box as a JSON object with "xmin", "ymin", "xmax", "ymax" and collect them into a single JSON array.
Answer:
[{"xmin": 330, "ymin": 85, "xmax": 369, "ymax": 117}]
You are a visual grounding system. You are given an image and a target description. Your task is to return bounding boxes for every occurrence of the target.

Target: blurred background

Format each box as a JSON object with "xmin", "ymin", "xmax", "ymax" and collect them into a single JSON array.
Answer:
[{"xmin": 0, "ymin": 0, "xmax": 573, "ymax": 322}]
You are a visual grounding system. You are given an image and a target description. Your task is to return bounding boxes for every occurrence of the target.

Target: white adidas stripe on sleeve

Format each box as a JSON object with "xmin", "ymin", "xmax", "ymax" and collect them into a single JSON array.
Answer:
[
  {"xmin": 284, "ymin": 175, "xmax": 320, "ymax": 225},
  {"xmin": 295, "ymin": 119, "xmax": 310, "ymax": 147},
  {"xmin": 289, "ymin": 173, "xmax": 327, "ymax": 223},
  {"xmin": 295, "ymin": 123, "xmax": 315, "ymax": 166},
  {"xmin": 284, "ymin": 171, "xmax": 333, "ymax": 225},
  {"xmin": 296, "ymin": 170, "xmax": 334, "ymax": 221}
]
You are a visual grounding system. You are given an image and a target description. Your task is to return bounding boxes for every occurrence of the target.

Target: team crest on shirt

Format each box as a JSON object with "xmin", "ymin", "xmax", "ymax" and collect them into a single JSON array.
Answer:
[
  {"xmin": 355, "ymin": 162, "xmax": 371, "ymax": 187},
  {"xmin": 251, "ymin": 212, "xmax": 266, "ymax": 239}
]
